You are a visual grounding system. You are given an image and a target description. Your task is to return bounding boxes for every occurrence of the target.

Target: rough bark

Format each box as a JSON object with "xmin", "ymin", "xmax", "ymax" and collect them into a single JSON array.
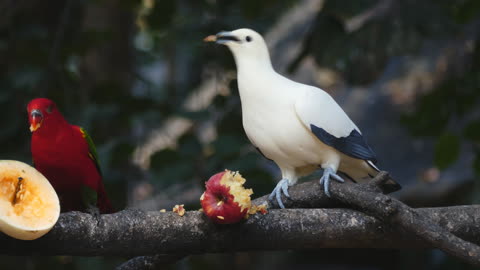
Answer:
[
  {"xmin": 2, "ymin": 172, "xmax": 480, "ymax": 267},
  {"xmin": 252, "ymin": 170, "xmax": 397, "ymax": 208},
  {"xmin": 329, "ymin": 172, "xmax": 480, "ymax": 266},
  {"xmin": 1, "ymin": 206, "xmax": 480, "ymax": 257},
  {"xmin": 116, "ymin": 254, "xmax": 186, "ymax": 270}
]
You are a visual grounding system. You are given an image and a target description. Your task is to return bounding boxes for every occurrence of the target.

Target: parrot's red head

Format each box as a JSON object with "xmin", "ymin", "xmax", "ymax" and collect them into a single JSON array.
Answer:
[{"xmin": 27, "ymin": 98, "xmax": 61, "ymax": 132}]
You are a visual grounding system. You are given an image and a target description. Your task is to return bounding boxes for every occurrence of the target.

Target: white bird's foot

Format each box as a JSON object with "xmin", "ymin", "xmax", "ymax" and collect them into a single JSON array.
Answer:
[
  {"xmin": 319, "ymin": 167, "xmax": 344, "ymax": 197},
  {"xmin": 268, "ymin": 178, "xmax": 290, "ymax": 209}
]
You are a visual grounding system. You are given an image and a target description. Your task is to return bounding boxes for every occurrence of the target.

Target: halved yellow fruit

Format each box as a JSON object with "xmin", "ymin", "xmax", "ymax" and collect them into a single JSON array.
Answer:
[{"xmin": 0, "ymin": 160, "xmax": 60, "ymax": 240}]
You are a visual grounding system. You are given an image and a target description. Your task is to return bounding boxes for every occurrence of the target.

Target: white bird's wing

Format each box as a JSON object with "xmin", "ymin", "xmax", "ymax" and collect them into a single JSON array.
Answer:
[{"xmin": 294, "ymin": 87, "xmax": 377, "ymax": 162}]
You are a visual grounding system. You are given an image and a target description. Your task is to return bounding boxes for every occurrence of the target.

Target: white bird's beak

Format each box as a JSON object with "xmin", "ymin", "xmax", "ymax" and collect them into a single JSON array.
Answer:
[{"xmin": 204, "ymin": 31, "xmax": 240, "ymax": 45}]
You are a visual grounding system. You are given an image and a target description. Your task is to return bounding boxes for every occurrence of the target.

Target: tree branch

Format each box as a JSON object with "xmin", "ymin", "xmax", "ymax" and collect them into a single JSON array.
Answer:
[
  {"xmin": 116, "ymin": 254, "xmax": 186, "ymax": 270},
  {"xmin": 1, "ymin": 206, "xmax": 480, "ymax": 257},
  {"xmin": 328, "ymin": 172, "xmax": 480, "ymax": 266},
  {"xmin": 2, "ymin": 172, "xmax": 479, "ymax": 268},
  {"xmin": 254, "ymin": 172, "xmax": 480, "ymax": 265},
  {"xmin": 252, "ymin": 171, "xmax": 396, "ymax": 208}
]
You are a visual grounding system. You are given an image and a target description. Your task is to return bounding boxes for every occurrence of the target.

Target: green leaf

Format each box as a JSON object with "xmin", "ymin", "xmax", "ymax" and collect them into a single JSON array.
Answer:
[
  {"xmin": 434, "ymin": 133, "xmax": 460, "ymax": 170},
  {"xmin": 452, "ymin": 0, "xmax": 480, "ymax": 24},
  {"xmin": 473, "ymin": 154, "xmax": 480, "ymax": 177},
  {"xmin": 464, "ymin": 120, "xmax": 480, "ymax": 142},
  {"xmin": 145, "ymin": 0, "xmax": 176, "ymax": 30},
  {"xmin": 212, "ymin": 135, "xmax": 245, "ymax": 158}
]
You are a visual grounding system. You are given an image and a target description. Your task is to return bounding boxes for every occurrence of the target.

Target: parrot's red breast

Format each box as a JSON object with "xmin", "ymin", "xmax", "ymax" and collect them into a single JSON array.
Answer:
[{"xmin": 27, "ymin": 98, "xmax": 113, "ymax": 213}]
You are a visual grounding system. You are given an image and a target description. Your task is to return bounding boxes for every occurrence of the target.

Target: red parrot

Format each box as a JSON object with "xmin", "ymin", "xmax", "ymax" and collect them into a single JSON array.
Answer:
[{"xmin": 27, "ymin": 98, "xmax": 114, "ymax": 214}]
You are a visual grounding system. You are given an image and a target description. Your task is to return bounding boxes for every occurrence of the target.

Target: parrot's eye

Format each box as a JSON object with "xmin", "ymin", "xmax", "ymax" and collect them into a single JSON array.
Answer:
[
  {"xmin": 46, "ymin": 105, "xmax": 53, "ymax": 114},
  {"xmin": 246, "ymin": 36, "xmax": 252, "ymax": 42}
]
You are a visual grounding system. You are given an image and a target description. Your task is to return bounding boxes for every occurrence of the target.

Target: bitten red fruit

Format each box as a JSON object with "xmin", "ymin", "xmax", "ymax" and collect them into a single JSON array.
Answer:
[{"xmin": 200, "ymin": 170, "xmax": 253, "ymax": 224}]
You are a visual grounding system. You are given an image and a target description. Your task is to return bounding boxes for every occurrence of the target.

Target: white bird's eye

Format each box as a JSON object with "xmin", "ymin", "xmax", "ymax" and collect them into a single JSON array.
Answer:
[{"xmin": 246, "ymin": 36, "xmax": 252, "ymax": 42}]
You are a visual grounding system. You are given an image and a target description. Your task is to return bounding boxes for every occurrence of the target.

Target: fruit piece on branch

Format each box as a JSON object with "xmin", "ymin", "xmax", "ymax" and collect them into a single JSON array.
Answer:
[
  {"xmin": 200, "ymin": 170, "xmax": 253, "ymax": 224},
  {"xmin": 247, "ymin": 204, "xmax": 268, "ymax": 216},
  {"xmin": 172, "ymin": 204, "xmax": 185, "ymax": 216},
  {"xmin": 0, "ymin": 160, "xmax": 60, "ymax": 240}
]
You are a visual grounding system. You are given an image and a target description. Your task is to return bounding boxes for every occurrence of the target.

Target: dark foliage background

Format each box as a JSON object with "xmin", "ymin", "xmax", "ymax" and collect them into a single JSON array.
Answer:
[{"xmin": 0, "ymin": 0, "xmax": 479, "ymax": 269}]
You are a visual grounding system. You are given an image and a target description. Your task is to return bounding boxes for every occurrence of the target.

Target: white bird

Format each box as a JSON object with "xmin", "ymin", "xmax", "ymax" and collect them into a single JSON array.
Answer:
[{"xmin": 206, "ymin": 28, "xmax": 401, "ymax": 208}]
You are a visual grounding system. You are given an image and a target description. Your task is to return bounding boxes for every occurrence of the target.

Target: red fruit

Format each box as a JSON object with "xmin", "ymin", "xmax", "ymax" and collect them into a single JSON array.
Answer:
[{"xmin": 200, "ymin": 170, "xmax": 253, "ymax": 224}]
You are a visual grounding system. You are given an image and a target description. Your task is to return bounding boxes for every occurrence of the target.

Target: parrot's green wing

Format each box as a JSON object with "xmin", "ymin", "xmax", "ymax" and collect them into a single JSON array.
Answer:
[
  {"xmin": 78, "ymin": 127, "xmax": 102, "ymax": 176},
  {"xmin": 81, "ymin": 185, "xmax": 98, "ymax": 209},
  {"xmin": 78, "ymin": 126, "xmax": 102, "ymax": 211}
]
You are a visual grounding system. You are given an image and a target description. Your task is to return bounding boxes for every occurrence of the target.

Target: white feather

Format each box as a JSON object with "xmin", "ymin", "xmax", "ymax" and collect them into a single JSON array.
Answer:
[{"xmin": 294, "ymin": 87, "xmax": 359, "ymax": 138}]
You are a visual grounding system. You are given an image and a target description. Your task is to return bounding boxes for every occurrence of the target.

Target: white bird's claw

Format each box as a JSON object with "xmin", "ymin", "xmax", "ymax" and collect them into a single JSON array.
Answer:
[
  {"xmin": 269, "ymin": 178, "xmax": 290, "ymax": 208},
  {"xmin": 320, "ymin": 167, "xmax": 344, "ymax": 197}
]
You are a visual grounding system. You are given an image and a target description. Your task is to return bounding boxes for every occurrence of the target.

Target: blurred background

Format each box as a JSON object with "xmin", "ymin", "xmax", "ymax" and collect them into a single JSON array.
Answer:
[{"xmin": 1, "ymin": 0, "xmax": 480, "ymax": 269}]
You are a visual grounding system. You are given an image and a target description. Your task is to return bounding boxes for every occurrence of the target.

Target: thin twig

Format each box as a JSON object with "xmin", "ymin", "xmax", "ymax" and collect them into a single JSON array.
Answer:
[{"xmin": 344, "ymin": 0, "xmax": 395, "ymax": 33}]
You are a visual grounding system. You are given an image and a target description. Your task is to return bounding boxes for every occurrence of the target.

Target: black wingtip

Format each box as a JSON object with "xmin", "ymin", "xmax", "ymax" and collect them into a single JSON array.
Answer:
[
  {"xmin": 382, "ymin": 178, "xmax": 402, "ymax": 194},
  {"xmin": 310, "ymin": 125, "xmax": 377, "ymax": 162}
]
